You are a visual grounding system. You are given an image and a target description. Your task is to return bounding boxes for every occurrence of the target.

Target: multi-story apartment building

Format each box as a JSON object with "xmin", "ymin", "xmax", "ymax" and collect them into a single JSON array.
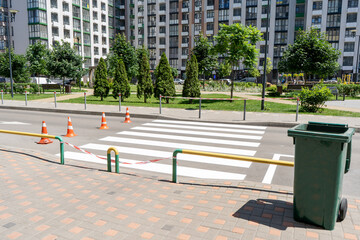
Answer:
[
  {"xmin": 4, "ymin": 0, "xmax": 360, "ymax": 81},
  {"xmin": 12, "ymin": 0, "xmax": 127, "ymax": 70},
  {"xmin": 126, "ymin": 0, "xmax": 360, "ymax": 79},
  {"xmin": 0, "ymin": 0, "xmax": 15, "ymax": 53}
]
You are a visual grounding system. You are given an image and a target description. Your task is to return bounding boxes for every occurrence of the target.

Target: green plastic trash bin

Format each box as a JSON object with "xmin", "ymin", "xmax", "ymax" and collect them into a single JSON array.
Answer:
[{"xmin": 288, "ymin": 122, "xmax": 355, "ymax": 230}]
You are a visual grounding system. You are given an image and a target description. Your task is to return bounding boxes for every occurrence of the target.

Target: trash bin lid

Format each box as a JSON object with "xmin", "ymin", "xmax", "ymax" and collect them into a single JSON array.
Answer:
[{"xmin": 288, "ymin": 122, "xmax": 355, "ymax": 143}]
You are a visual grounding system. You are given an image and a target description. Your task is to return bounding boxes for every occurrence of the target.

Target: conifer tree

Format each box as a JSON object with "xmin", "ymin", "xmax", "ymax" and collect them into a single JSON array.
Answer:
[
  {"xmin": 137, "ymin": 46, "xmax": 153, "ymax": 103},
  {"xmin": 154, "ymin": 53, "xmax": 175, "ymax": 103},
  {"xmin": 112, "ymin": 58, "xmax": 130, "ymax": 101},
  {"xmin": 183, "ymin": 54, "xmax": 200, "ymax": 103},
  {"xmin": 94, "ymin": 57, "xmax": 109, "ymax": 101}
]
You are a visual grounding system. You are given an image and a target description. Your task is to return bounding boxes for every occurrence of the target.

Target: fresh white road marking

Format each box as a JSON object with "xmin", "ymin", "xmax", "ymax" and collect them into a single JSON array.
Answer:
[
  {"xmin": 0, "ymin": 121, "xmax": 30, "ymax": 125},
  {"xmin": 262, "ymin": 154, "xmax": 294, "ymax": 184},
  {"xmin": 80, "ymin": 143, "xmax": 252, "ymax": 168},
  {"xmin": 100, "ymin": 136, "xmax": 256, "ymax": 156},
  {"xmin": 117, "ymin": 131, "xmax": 260, "ymax": 147},
  {"xmin": 153, "ymin": 120, "xmax": 267, "ymax": 130},
  {"xmin": 143, "ymin": 123, "xmax": 265, "ymax": 135},
  {"xmin": 60, "ymin": 151, "xmax": 246, "ymax": 180},
  {"xmin": 131, "ymin": 127, "xmax": 263, "ymax": 140}
]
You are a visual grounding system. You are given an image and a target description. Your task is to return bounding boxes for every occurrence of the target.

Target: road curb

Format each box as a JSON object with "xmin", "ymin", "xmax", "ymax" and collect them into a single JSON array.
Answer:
[{"xmin": 1, "ymin": 105, "xmax": 359, "ymax": 132}]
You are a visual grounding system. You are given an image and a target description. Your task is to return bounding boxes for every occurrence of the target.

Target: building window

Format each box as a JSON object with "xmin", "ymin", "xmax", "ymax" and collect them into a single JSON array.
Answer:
[
  {"xmin": 93, "ymin": 23, "xmax": 98, "ymax": 32},
  {"xmin": 169, "ymin": 59, "xmax": 178, "ymax": 68},
  {"xmin": 28, "ymin": 24, "xmax": 48, "ymax": 38},
  {"xmin": 207, "ymin": 0, "xmax": 214, "ymax": 6},
  {"xmin": 160, "ymin": 15, "xmax": 166, "ymax": 22},
  {"xmin": 92, "ymin": 0, "xmax": 97, "ymax": 8},
  {"xmin": 326, "ymin": 29, "xmax": 340, "ymax": 41},
  {"xmin": 182, "ymin": 48, "xmax": 188, "ymax": 55},
  {"xmin": 246, "ymin": 7, "xmax": 257, "ymax": 19},
  {"xmin": 219, "ymin": 9, "xmax": 229, "ymax": 21},
  {"xmin": 182, "ymin": 36, "xmax": 189, "ymax": 43},
  {"xmin": 327, "ymin": 14, "xmax": 341, "ymax": 27},
  {"xmin": 101, "ymin": 14, "xmax": 106, "ymax": 22},
  {"xmin": 94, "ymin": 47, "xmax": 99, "ymax": 55},
  {"xmin": 73, "ymin": 5, "xmax": 81, "ymax": 18},
  {"xmin": 275, "ymin": 19, "xmax": 288, "ymax": 31},
  {"xmin": 51, "ymin": 13, "xmax": 58, "ymax": 22},
  {"xmin": 344, "ymin": 42, "xmax": 355, "ymax": 52},
  {"xmin": 169, "ymin": 48, "xmax": 178, "ymax": 58},
  {"xmin": 62, "ymin": 2, "xmax": 69, "ymax": 11},
  {"xmin": 170, "ymin": 13, "xmax": 178, "ymax": 24},
  {"xmin": 345, "ymin": 28, "xmax": 356, "ymax": 38},
  {"xmin": 219, "ymin": 0, "xmax": 229, "ymax": 9},
  {"xmin": 102, "ymin": 37, "xmax": 106, "ymax": 45},
  {"xmin": 207, "ymin": 10, "xmax": 214, "ymax": 19},
  {"xmin": 64, "ymin": 29, "xmax": 70, "ymax": 38},
  {"xmin": 343, "ymin": 56, "xmax": 354, "ymax": 66},
  {"xmin": 348, "ymin": 0, "xmax": 359, "ymax": 8},
  {"xmin": 328, "ymin": 0, "xmax": 342, "ymax": 13},
  {"xmin": 170, "ymin": 36, "xmax": 178, "ymax": 47},
  {"xmin": 262, "ymin": 5, "xmax": 268, "ymax": 14},
  {"xmin": 246, "ymin": 19, "xmax": 256, "ymax": 26},
  {"xmin": 94, "ymin": 35, "xmax": 99, "ymax": 43},
  {"xmin": 63, "ymin": 16, "xmax": 69, "ymax": 25},
  {"xmin": 260, "ymin": 45, "xmax": 268, "ymax": 54},
  {"xmin": 159, "ymin": 38, "xmax": 165, "ymax": 45},
  {"xmin": 182, "ymin": 12, "xmax": 189, "ymax": 20},
  {"xmin": 101, "ymin": 26, "xmax": 106, "ymax": 34},
  {"xmin": 313, "ymin": 1, "xmax": 322, "ymax": 10},
  {"xmin": 159, "ymin": 26, "xmax": 166, "ymax": 34},
  {"xmin": 52, "ymin": 26, "xmax": 59, "ymax": 36},
  {"xmin": 233, "ymin": 8, "xmax": 241, "ymax": 17},
  {"xmin": 207, "ymin": 22, "xmax": 214, "ymax": 31},
  {"xmin": 101, "ymin": 2, "xmax": 106, "ymax": 10},
  {"xmin": 274, "ymin": 32, "xmax": 287, "ymax": 44},
  {"xmin": 27, "ymin": 0, "xmax": 47, "ymax": 9},
  {"xmin": 73, "ymin": 19, "xmax": 81, "ymax": 31},
  {"xmin": 28, "ymin": 9, "xmax": 47, "ymax": 24},
  {"xmin": 234, "ymin": 0, "xmax": 242, "ymax": 3},
  {"xmin": 347, "ymin": 13, "xmax": 357, "ymax": 23},
  {"xmin": 312, "ymin": 16, "xmax": 321, "ymax": 25},
  {"xmin": 276, "ymin": 6, "xmax": 289, "ymax": 18},
  {"xmin": 182, "ymin": 25, "xmax": 189, "ymax": 32},
  {"xmin": 93, "ymin": 11, "xmax": 98, "ymax": 20},
  {"xmin": 51, "ymin": 0, "xmax": 57, "ymax": 8},
  {"xmin": 159, "ymin": 3, "xmax": 166, "ymax": 11},
  {"xmin": 261, "ymin": 18, "xmax": 269, "ymax": 27},
  {"xmin": 102, "ymin": 48, "xmax": 107, "ymax": 56},
  {"xmin": 149, "ymin": 26, "xmax": 156, "ymax": 36}
]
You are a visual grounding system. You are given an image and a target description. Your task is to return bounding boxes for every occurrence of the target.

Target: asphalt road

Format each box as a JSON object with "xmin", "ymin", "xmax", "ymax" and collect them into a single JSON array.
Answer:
[{"xmin": 0, "ymin": 109, "xmax": 359, "ymax": 197}]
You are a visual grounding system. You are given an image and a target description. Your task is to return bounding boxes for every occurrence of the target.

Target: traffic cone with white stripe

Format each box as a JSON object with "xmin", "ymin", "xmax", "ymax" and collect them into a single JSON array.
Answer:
[
  {"xmin": 65, "ymin": 117, "xmax": 77, "ymax": 137},
  {"xmin": 99, "ymin": 112, "xmax": 109, "ymax": 129},
  {"xmin": 123, "ymin": 108, "xmax": 131, "ymax": 123},
  {"xmin": 37, "ymin": 121, "xmax": 53, "ymax": 144}
]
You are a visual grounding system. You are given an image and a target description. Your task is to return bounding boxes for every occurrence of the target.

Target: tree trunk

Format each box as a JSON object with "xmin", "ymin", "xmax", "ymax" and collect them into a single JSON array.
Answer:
[
  {"xmin": 230, "ymin": 65, "xmax": 234, "ymax": 102},
  {"xmin": 203, "ymin": 73, "xmax": 205, "ymax": 90}
]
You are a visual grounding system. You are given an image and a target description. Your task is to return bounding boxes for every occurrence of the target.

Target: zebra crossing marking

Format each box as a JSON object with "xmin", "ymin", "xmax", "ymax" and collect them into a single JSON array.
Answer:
[
  {"xmin": 61, "ymin": 151, "xmax": 246, "ymax": 180},
  {"xmin": 262, "ymin": 154, "xmax": 294, "ymax": 184},
  {"xmin": 153, "ymin": 119, "xmax": 267, "ymax": 130},
  {"xmin": 117, "ymin": 131, "xmax": 260, "ymax": 147},
  {"xmin": 130, "ymin": 127, "xmax": 263, "ymax": 140},
  {"xmin": 142, "ymin": 123, "xmax": 265, "ymax": 135},
  {"xmin": 100, "ymin": 136, "xmax": 256, "ymax": 156}
]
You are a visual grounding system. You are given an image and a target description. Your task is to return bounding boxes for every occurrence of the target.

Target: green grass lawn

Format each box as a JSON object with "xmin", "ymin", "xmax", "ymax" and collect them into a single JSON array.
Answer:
[
  {"xmin": 60, "ymin": 93, "xmax": 360, "ymax": 117},
  {"xmin": 1, "ymin": 93, "xmax": 65, "ymax": 101}
]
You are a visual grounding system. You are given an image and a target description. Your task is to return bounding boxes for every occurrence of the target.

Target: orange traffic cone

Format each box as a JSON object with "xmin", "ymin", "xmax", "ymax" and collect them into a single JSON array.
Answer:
[
  {"xmin": 37, "ymin": 121, "xmax": 53, "ymax": 144},
  {"xmin": 123, "ymin": 108, "xmax": 132, "ymax": 123},
  {"xmin": 65, "ymin": 117, "xmax": 77, "ymax": 137},
  {"xmin": 100, "ymin": 112, "xmax": 109, "ymax": 129}
]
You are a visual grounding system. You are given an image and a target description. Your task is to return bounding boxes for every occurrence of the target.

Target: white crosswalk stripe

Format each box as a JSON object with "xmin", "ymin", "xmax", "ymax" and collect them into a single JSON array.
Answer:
[
  {"xmin": 143, "ymin": 123, "xmax": 265, "ymax": 135},
  {"xmin": 131, "ymin": 126, "xmax": 263, "ymax": 140},
  {"xmin": 117, "ymin": 131, "xmax": 260, "ymax": 147},
  {"xmin": 153, "ymin": 119, "xmax": 267, "ymax": 130},
  {"xmin": 62, "ymin": 120, "xmax": 267, "ymax": 180},
  {"xmin": 100, "ymin": 136, "xmax": 256, "ymax": 156}
]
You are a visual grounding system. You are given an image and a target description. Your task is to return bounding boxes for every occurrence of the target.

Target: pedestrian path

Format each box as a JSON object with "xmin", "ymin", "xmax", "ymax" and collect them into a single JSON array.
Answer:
[
  {"xmin": 60, "ymin": 119, "xmax": 290, "ymax": 182},
  {"xmin": 1, "ymin": 146, "xmax": 359, "ymax": 240}
]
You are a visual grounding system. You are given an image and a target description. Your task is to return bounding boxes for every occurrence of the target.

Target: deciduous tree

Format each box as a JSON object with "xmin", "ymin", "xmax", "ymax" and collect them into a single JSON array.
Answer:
[
  {"xmin": 215, "ymin": 23, "xmax": 262, "ymax": 98},
  {"xmin": 0, "ymin": 48, "xmax": 30, "ymax": 83},
  {"xmin": 278, "ymin": 28, "xmax": 341, "ymax": 83},
  {"xmin": 26, "ymin": 42, "xmax": 49, "ymax": 83}
]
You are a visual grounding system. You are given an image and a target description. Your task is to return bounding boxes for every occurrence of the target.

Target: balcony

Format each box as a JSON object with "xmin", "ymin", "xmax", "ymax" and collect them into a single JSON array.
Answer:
[
  {"xmin": 206, "ymin": 5, "xmax": 214, "ymax": 10},
  {"xmin": 182, "ymin": 8, "xmax": 189, "ymax": 12},
  {"xmin": 181, "ymin": 43, "xmax": 188, "ymax": 47},
  {"xmin": 195, "ymin": 18, "xmax": 201, "ymax": 24},
  {"xmin": 233, "ymin": 3, "xmax": 241, "ymax": 8},
  {"xmin": 181, "ymin": 19, "xmax": 188, "ymax": 24},
  {"xmin": 181, "ymin": 31, "xmax": 188, "ymax": 36}
]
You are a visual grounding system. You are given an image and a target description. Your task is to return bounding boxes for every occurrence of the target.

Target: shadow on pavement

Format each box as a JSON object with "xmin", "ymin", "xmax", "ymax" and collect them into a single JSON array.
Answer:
[{"xmin": 233, "ymin": 199, "xmax": 323, "ymax": 230}]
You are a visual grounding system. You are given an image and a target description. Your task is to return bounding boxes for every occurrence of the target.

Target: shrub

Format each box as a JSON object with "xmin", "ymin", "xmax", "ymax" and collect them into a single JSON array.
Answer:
[
  {"xmin": 299, "ymin": 85, "xmax": 332, "ymax": 112},
  {"xmin": 337, "ymin": 84, "xmax": 360, "ymax": 97},
  {"xmin": 266, "ymin": 85, "xmax": 280, "ymax": 97},
  {"xmin": 29, "ymin": 83, "xmax": 40, "ymax": 94}
]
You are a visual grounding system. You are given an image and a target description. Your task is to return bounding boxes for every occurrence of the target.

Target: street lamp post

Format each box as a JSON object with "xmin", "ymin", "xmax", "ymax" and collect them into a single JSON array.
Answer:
[
  {"xmin": 261, "ymin": 0, "xmax": 270, "ymax": 110},
  {"xmin": 76, "ymin": 36, "xmax": 82, "ymax": 90}
]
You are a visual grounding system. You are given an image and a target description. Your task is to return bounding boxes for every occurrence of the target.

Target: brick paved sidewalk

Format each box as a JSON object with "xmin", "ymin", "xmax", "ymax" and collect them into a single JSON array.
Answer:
[{"xmin": 0, "ymin": 146, "xmax": 359, "ymax": 240}]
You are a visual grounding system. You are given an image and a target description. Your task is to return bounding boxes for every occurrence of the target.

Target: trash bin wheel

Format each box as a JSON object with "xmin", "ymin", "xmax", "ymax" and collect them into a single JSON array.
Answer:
[{"xmin": 337, "ymin": 198, "xmax": 348, "ymax": 222}]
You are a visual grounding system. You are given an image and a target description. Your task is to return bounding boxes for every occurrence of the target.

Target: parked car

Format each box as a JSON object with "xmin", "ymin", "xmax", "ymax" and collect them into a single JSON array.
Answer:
[
  {"xmin": 219, "ymin": 79, "xmax": 231, "ymax": 85},
  {"xmin": 235, "ymin": 77, "xmax": 257, "ymax": 83},
  {"xmin": 174, "ymin": 78, "xmax": 185, "ymax": 84}
]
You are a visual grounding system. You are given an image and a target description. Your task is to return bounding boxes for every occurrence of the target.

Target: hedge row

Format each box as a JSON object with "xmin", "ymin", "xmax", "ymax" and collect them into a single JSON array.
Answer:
[{"xmin": 0, "ymin": 83, "xmax": 40, "ymax": 94}]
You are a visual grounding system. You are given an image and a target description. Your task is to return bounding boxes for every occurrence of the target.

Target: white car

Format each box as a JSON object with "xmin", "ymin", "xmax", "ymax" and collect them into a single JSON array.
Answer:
[{"xmin": 174, "ymin": 78, "xmax": 185, "ymax": 85}]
